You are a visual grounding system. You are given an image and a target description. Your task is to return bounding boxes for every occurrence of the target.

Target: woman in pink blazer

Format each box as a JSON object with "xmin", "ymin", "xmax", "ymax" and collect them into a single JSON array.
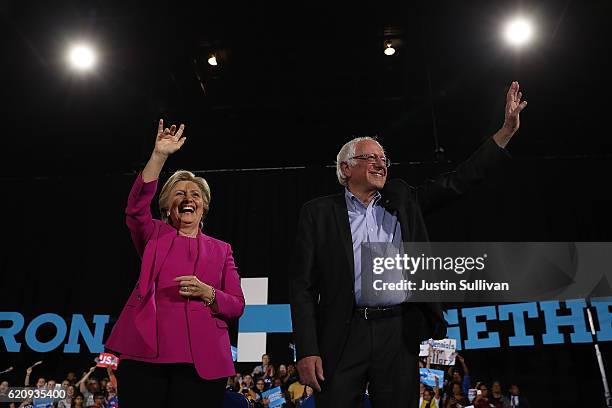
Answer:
[{"xmin": 105, "ymin": 119, "xmax": 245, "ymax": 407}]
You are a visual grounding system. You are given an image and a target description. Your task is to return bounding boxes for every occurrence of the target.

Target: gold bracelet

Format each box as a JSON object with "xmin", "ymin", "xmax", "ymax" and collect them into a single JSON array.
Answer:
[{"xmin": 206, "ymin": 287, "xmax": 216, "ymax": 307}]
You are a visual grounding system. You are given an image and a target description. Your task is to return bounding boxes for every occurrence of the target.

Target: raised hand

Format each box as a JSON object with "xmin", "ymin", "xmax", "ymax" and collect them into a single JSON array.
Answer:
[
  {"xmin": 493, "ymin": 81, "xmax": 528, "ymax": 148},
  {"xmin": 503, "ymin": 81, "xmax": 528, "ymax": 134},
  {"xmin": 154, "ymin": 119, "xmax": 186, "ymax": 157}
]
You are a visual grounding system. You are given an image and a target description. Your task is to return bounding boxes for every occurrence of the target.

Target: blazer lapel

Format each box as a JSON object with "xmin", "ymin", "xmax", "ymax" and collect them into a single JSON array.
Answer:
[
  {"xmin": 146, "ymin": 228, "xmax": 176, "ymax": 293},
  {"xmin": 195, "ymin": 233, "xmax": 212, "ymax": 283},
  {"xmin": 332, "ymin": 195, "xmax": 356, "ymax": 284}
]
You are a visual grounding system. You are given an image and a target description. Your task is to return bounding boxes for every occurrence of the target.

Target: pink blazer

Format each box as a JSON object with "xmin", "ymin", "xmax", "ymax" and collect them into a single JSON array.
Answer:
[{"xmin": 105, "ymin": 174, "xmax": 245, "ymax": 379}]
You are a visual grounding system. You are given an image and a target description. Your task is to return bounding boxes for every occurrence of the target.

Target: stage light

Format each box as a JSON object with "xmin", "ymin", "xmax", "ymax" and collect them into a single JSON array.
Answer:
[
  {"xmin": 68, "ymin": 44, "xmax": 96, "ymax": 71},
  {"xmin": 384, "ymin": 40, "xmax": 395, "ymax": 56},
  {"xmin": 504, "ymin": 18, "xmax": 533, "ymax": 46},
  {"xmin": 208, "ymin": 54, "xmax": 218, "ymax": 66}
]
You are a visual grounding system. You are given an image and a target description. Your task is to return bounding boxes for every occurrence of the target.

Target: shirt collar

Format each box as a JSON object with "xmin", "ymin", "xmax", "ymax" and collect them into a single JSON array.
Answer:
[{"xmin": 344, "ymin": 187, "xmax": 381, "ymax": 209}]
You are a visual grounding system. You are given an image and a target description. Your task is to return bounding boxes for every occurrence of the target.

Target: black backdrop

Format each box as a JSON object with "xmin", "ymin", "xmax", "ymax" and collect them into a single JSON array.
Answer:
[{"xmin": 1, "ymin": 148, "xmax": 612, "ymax": 405}]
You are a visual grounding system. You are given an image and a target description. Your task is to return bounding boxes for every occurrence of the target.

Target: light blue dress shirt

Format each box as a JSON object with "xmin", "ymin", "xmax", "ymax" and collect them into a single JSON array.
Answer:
[{"xmin": 345, "ymin": 188, "xmax": 407, "ymax": 306}]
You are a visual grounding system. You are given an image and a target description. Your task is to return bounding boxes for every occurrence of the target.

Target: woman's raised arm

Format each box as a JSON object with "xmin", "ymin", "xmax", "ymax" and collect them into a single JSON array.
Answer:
[{"xmin": 142, "ymin": 119, "xmax": 186, "ymax": 182}]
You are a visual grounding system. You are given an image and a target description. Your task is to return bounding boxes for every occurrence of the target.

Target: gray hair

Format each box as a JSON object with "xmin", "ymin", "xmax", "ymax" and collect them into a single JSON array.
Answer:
[{"xmin": 335, "ymin": 136, "xmax": 383, "ymax": 186}]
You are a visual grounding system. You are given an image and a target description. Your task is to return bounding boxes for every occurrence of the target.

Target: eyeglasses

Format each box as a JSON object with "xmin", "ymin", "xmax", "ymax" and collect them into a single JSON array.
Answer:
[{"xmin": 349, "ymin": 153, "xmax": 391, "ymax": 168}]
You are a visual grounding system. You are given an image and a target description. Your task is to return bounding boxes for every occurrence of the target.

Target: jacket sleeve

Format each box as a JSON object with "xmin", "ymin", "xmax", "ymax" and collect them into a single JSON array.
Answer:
[
  {"xmin": 211, "ymin": 244, "xmax": 246, "ymax": 320},
  {"xmin": 289, "ymin": 204, "xmax": 320, "ymax": 360},
  {"xmin": 125, "ymin": 173, "xmax": 158, "ymax": 257},
  {"xmin": 416, "ymin": 137, "xmax": 511, "ymax": 215}
]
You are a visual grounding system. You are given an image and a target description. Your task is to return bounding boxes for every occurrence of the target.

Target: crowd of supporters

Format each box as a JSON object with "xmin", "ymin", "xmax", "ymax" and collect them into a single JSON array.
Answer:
[
  {"xmin": 417, "ymin": 352, "xmax": 530, "ymax": 408},
  {"xmin": 1, "ymin": 351, "xmax": 531, "ymax": 408},
  {"xmin": 224, "ymin": 352, "xmax": 531, "ymax": 408},
  {"xmin": 0, "ymin": 365, "xmax": 117, "ymax": 408}
]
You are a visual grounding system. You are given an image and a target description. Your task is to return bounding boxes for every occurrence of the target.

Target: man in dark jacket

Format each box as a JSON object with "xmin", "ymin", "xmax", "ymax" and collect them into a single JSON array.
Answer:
[{"xmin": 289, "ymin": 82, "xmax": 528, "ymax": 407}]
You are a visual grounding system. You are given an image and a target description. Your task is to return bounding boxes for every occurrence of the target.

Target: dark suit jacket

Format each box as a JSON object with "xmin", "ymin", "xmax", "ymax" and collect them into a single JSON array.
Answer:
[{"xmin": 289, "ymin": 138, "xmax": 510, "ymax": 379}]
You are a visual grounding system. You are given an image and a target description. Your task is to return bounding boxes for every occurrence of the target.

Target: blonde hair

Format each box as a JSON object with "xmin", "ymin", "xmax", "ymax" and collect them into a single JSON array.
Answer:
[{"xmin": 158, "ymin": 170, "xmax": 211, "ymax": 226}]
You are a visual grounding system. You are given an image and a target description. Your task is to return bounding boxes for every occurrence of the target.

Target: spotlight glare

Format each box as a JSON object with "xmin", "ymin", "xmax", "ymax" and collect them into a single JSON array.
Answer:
[
  {"xmin": 504, "ymin": 18, "xmax": 533, "ymax": 46},
  {"xmin": 68, "ymin": 44, "xmax": 96, "ymax": 71},
  {"xmin": 208, "ymin": 55, "xmax": 218, "ymax": 66}
]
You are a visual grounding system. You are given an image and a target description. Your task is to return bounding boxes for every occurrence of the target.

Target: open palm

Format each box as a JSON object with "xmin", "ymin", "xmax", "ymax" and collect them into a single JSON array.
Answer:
[
  {"xmin": 503, "ymin": 81, "xmax": 528, "ymax": 133},
  {"xmin": 154, "ymin": 119, "xmax": 186, "ymax": 156}
]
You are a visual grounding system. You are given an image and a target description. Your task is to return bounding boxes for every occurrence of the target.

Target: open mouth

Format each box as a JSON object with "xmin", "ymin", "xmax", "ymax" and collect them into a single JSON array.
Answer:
[
  {"xmin": 369, "ymin": 170, "xmax": 385, "ymax": 177},
  {"xmin": 178, "ymin": 204, "xmax": 195, "ymax": 214}
]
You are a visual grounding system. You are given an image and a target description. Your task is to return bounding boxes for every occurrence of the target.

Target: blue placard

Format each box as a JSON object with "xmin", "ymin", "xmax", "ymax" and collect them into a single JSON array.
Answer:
[
  {"xmin": 419, "ymin": 368, "xmax": 445, "ymax": 388},
  {"xmin": 261, "ymin": 386, "xmax": 286, "ymax": 407}
]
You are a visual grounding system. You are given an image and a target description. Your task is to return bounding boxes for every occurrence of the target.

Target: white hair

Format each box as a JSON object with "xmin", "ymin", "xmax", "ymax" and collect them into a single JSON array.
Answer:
[{"xmin": 335, "ymin": 136, "xmax": 384, "ymax": 186}]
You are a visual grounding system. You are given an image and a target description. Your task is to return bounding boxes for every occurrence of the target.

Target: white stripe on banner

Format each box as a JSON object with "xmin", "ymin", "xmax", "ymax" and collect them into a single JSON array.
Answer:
[{"xmin": 237, "ymin": 278, "xmax": 269, "ymax": 362}]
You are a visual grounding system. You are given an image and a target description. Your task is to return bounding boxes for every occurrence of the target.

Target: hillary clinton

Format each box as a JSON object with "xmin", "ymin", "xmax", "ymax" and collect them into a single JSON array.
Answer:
[{"xmin": 105, "ymin": 120, "xmax": 245, "ymax": 407}]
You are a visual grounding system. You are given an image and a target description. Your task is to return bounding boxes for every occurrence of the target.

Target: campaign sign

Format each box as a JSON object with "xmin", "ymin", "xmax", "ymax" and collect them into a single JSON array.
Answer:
[
  {"xmin": 429, "ymin": 339, "xmax": 457, "ymax": 365},
  {"xmin": 468, "ymin": 388, "xmax": 477, "ymax": 402},
  {"xmin": 419, "ymin": 342, "xmax": 430, "ymax": 357},
  {"xmin": 261, "ymin": 386, "xmax": 285, "ymax": 408},
  {"xmin": 419, "ymin": 338, "xmax": 457, "ymax": 365},
  {"xmin": 96, "ymin": 352, "xmax": 119, "ymax": 370},
  {"xmin": 419, "ymin": 368, "xmax": 445, "ymax": 388},
  {"xmin": 33, "ymin": 399, "xmax": 54, "ymax": 408}
]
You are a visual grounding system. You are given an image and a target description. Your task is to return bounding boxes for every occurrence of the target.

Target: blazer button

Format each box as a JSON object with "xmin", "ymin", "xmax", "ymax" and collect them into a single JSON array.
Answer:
[{"xmin": 136, "ymin": 295, "xmax": 142, "ymax": 301}]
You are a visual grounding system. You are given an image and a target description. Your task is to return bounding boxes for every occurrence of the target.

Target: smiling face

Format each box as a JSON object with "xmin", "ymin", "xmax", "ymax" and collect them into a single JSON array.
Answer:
[
  {"xmin": 342, "ymin": 140, "xmax": 387, "ymax": 193},
  {"xmin": 167, "ymin": 181, "xmax": 205, "ymax": 228},
  {"xmin": 106, "ymin": 382, "xmax": 115, "ymax": 394}
]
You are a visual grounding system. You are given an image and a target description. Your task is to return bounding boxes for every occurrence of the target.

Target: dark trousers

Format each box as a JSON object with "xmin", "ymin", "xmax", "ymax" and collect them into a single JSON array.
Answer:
[
  {"xmin": 316, "ymin": 312, "xmax": 420, "ymax": 408},
  {"xmin": 118, "ymin": 359, "xmax": 227, "ymax": 408}
]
